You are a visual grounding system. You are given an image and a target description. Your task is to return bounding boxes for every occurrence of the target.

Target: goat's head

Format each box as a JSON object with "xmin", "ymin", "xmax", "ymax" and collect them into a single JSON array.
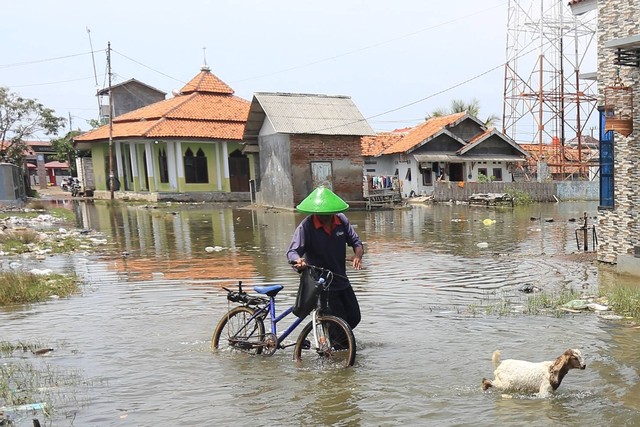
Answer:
[
  {"xmin": 549, "ymin": 348, "xmax": 586, "ymax": 390},
  {"xmin": 563, "ymin": 349, "xmax": 586, "ymax": 370}
]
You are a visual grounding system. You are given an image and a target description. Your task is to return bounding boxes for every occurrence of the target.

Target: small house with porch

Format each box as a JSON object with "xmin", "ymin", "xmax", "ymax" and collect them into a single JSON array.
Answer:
[
  {"xmin": 362, "ymin": 112, "xmax": 529, "ymax": 197},
  {"xmin": 243, "ymin": 92, "xmax": 374, "ymax": 209},
  {"xmin": 74, "ymin": 66, "xmax": 252, "ymax": 202}
]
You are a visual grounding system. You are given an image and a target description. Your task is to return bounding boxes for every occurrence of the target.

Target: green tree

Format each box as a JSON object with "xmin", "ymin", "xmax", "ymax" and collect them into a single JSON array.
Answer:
[
  {"xmin": 426, "ymin": 98, "xmax": 500, "ymax": 128},
  {"xmin": 51, "ymin": 130, "xmax": 82, "ymax": 175},
  {"xmin": 0, "ymin": 87, "xmax": 66, "ymax": 164}
]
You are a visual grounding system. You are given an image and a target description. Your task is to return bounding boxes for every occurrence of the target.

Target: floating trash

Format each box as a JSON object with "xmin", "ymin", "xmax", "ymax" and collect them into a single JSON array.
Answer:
[
  {"xmin": 476, "ymin": 242, "xmax": 489, "ymax": 248},
  {"xmin": 587, "ymin": 303, "xmax": 609, "ymax": 311},
  {"xmin": 29, "ymin": 268, "xmax": 52, "ymax": 276},
  {"xmin": 482, "ymin": 219, "xmax": 496, "ymax": 226},
  {"xmin": 562, "ymin": 300, "xmax": 589, "ymax": 310}
]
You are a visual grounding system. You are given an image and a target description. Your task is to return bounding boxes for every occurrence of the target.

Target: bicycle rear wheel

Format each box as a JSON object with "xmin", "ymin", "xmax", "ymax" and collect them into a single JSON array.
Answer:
[
  {"xmin": 293, "ymin": 314, "xmax": 356, "ymax": 368},
  {"xmin": 212, "ymin": 306, "xmax": 265, "ymax": 355}
]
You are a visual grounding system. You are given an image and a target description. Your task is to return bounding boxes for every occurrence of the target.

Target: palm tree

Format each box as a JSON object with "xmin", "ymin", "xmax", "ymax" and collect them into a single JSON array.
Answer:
[{"xmin": 426, "ymin": 98, "xmax": 500, "ymax": 128}]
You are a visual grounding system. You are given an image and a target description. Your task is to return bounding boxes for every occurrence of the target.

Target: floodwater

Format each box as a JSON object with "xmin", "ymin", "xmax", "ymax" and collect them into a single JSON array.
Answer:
[{"xmin": 1, "ymin": 200, "xmax": 639, "ymax": 426}]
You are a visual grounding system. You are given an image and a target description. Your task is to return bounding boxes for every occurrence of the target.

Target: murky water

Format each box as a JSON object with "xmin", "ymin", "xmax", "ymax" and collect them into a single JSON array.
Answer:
[{"xmin": 1, "ymin": 201, "xmax": 639, "ymax": 426}]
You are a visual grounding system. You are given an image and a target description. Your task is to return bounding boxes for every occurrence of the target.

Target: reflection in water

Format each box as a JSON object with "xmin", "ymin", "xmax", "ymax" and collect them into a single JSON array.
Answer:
[{"xmin": 0, "ymin": 200, "xmax": 636, "ymax": 426}]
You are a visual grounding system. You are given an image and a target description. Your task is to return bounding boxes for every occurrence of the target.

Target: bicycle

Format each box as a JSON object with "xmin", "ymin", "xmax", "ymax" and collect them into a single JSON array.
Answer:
[{"xmin": 211, "ymin": 265, "xmax": 356, "ymax": 368}]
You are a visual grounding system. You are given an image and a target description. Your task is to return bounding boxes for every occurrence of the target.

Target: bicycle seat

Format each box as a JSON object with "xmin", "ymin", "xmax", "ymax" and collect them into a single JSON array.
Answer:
[{"xmin": 253, "ymin": 284, "xmax": 284, "ymax": 297}]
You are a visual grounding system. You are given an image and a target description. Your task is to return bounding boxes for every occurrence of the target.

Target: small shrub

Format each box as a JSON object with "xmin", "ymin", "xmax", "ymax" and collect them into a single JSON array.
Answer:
[{"xmin": 507, "ymin": 188, "xmax": 534, "ymax": 206}]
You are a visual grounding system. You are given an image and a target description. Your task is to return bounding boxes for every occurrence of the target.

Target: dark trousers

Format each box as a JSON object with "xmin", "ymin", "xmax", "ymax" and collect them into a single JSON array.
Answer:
[{"xmin": 322, "ymin": 287, "xmax": 361, "ymax": 329}]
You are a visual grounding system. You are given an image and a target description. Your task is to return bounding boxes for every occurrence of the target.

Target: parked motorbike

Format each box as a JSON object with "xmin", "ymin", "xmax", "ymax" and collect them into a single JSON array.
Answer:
[
  {"xmin": 61, "ymin": 178, "xmax": 71, "ymax": 192},
  {"xmin": 61, "ymin": 177, "xmax": 80, "ymax": 193},
  {"xmin": 70, "ymin": 179, "xmax": 82, "ymax": 197}
]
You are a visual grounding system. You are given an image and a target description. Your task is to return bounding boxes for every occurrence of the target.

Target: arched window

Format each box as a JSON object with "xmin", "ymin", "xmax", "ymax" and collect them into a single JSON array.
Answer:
[
  {"xmin": 184, "ymin": 147, "xmax": 209, "ymax": 183},
  {"xmin": 158, "ymin": 149, "xmax": 169, "ymax": 183}
]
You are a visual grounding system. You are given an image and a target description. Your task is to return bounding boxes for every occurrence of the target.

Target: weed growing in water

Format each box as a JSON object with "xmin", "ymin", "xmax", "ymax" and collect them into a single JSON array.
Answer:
[
  {"xmin": 605, "ymin": 287, "xmax": 640, "ymax": 319},
  {"xmin": 0, "ymin": 271, "xmax": 80, "ymax": 305},
  {"xmin": 0, "ymin": 341, "xmax": 95, "ymax": 422}
]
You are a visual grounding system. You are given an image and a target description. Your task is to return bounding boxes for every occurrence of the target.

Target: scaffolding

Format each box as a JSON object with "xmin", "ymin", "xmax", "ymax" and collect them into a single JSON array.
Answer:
[{"xmin": 502, "ymin": 0, "xmax": 598, "ymax": 179}]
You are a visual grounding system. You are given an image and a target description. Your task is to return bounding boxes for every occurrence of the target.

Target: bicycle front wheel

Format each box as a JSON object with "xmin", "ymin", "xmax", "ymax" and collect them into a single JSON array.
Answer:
[
  {"xmin": 212, "ymin": 306, "xmax": 265, "ymax": 355},
  {"xmin": 293, "ymin": 314, "xmax": 356, "ymax": 368}
]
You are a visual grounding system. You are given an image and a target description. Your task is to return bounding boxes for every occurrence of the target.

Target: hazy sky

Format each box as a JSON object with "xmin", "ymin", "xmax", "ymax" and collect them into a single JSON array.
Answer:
[{"xmin": 2, "ymin": 0, "xmax": 574, "ymax": 137}]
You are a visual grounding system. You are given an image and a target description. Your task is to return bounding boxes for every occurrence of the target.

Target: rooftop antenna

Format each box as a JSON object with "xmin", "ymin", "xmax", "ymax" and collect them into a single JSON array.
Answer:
[{"xmin": 86, "ymin": 27, "xmax": 101, "ymax": 119}]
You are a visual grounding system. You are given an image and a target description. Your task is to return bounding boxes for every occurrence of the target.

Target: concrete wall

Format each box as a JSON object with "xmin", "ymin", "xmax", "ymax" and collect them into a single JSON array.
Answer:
[
  {"xmin": 0, "ymin": 163, "xmax": 26, "ymax": 205},
  {"xmin": 596, "ymin": 0, "xmax": 640, "ymax": 264},
  {"xmin": 112, "ymin": 83, "xmax": 165, "ymax": 117},
  {"xmin": 257, "ymin": 133, "xmax": 294, "ymax": 208},
  {"xmin": 556, "ymin": 181, "xmax": 599, "ymax": 201}
]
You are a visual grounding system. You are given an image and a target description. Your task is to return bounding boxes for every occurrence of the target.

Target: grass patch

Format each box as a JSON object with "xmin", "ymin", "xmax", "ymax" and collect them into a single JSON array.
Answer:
[
  {"xmin": 0, "ymin": 342, "xmax": 93, "ymax": 421},
  {"xmin": 524, "ymin": 289, "xmax": 581, "ymax": 315},
  {"xmin": 48, "ymin": 207, "xmax": 76, "ymax": 223},
  {"xmin": 0, "ymin": 271, "xmax": 80, "ymax": 305},
  {"xmin": 604, "ymin": 287, "xmax": 640, "ymax": 319},
  {"xmin": 0, "ymin": 206, "xmax": 75, "ymax": 223}
]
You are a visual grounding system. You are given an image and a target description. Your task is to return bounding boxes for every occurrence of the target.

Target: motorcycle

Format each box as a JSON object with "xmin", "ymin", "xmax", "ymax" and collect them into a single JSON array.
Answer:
[{"xmin": 70, "ymin": 179, "xmax": 82, "ymax": 197}]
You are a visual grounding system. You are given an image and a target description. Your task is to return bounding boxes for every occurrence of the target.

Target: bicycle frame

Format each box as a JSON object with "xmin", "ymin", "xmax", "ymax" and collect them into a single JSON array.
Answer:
[{"xmin": 242, "ymin": 297, "xmax": 307, "ymax": 348}]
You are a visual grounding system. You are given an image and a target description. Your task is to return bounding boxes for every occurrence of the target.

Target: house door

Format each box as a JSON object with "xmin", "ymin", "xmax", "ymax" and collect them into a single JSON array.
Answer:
[
  {"xmin": 449, "ymin": 163, "xmax": 464, "ymax": 182},
  {"xmin": 228, "ymin": 151, "xmax": 250, "ymax": 192},
  {"xmin": 311, "ymin": 161, "xmax": 333, "ymax": 189}
]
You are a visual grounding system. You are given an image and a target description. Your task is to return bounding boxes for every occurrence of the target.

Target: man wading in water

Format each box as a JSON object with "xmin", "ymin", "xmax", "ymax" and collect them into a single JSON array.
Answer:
[{"xmin": 286, "ymin": 186, "xmax": 364, "ymax": 329}]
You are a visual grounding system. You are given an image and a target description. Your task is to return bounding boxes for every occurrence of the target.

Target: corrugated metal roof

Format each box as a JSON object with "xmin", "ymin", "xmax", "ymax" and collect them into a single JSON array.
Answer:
[{"xmin": 253, "ymin": 92, "xmax": 374, "ymax": 136}]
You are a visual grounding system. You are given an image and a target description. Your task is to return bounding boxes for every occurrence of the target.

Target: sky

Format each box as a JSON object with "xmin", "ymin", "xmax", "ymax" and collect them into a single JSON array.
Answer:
[{"xmin": 1, "ymin": 0, "xmax": 596, "ymax": 139}]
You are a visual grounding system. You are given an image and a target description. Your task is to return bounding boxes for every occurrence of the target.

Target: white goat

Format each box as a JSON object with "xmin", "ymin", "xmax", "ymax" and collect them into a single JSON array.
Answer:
[{"xmin": 481, "ymin": 348, "xmax": 586, "ymax": 396}]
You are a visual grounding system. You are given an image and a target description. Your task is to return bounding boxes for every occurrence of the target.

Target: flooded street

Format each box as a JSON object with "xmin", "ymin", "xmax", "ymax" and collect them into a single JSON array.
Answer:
[{"xmin": 1, "ymin": 200, "xmax": 639, "ymax": 426}]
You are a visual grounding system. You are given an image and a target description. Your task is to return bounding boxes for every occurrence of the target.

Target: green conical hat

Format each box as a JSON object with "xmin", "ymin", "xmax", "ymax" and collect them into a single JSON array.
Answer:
[{"xmin": 296, "ymin": 186, "xmax": 349, "ymax": 214}]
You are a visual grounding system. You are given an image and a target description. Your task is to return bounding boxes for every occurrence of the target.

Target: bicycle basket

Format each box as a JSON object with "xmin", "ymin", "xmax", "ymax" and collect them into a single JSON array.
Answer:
[{"xmin": 293, "ymin": 268, "xmax": 323, "ymax": 318}]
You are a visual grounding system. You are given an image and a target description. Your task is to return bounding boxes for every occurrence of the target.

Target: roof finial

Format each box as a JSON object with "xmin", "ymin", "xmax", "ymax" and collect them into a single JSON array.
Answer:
[{"xmin": 201, "ymin": 46, "xmax": 210, "ymax": 72}]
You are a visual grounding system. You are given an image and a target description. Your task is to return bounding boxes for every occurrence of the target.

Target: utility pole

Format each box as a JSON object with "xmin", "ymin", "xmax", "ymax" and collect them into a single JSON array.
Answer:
[{"xmin": 107, "ymin": 41, "xmax": 115, "ymax": 200}]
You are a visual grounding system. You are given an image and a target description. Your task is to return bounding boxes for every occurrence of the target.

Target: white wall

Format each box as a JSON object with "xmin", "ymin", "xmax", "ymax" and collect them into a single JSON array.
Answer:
[{"xmin": 469, "ymin": 161, "xmax": 513, "ymax": 182}]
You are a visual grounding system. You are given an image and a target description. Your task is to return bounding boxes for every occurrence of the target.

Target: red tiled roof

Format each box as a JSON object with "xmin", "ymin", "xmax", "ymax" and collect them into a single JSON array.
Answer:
[
  {"xmin": 179, "ymin": 67, "xmax": 235, "ymax": 95},
  {"xmin": 361, "ymin": 129, "xmax": 408, "ymax": 156},
  {"xmin": 381, "ymin": 112, "xmax": 467, "ymax": 155},
  {"xmin": 75, "ymin": 68, "xmax": 249, "ymax": 143}
]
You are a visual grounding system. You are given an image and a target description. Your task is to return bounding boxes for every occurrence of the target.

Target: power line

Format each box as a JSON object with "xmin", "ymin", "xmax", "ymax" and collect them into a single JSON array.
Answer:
[
  {"xmin": 230, "ymin": 2, "xmax": 508, "ymax": 84},
  {"xmin": 0, "ymin": 51, "xmax": 102, "ymax": 69},
  {"xmin": 111, "ymin": 49, "xmax": 185, "ymax": 84},
  {"xmin": 9, "ymin": 75, "xmax": 100, "ymax": 88}
]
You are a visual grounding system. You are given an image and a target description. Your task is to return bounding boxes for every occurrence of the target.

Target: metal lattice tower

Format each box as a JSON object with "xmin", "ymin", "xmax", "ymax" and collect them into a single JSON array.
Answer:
[{"xmin": 502, "ymin": 0, "xmax": 598, "ymax": 163}]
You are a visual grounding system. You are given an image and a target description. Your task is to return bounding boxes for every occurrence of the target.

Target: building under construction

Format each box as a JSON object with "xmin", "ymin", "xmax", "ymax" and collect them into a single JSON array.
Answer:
[{"xmin": 502, "ymin": 0, "xmax": 598, "ymax": 180}]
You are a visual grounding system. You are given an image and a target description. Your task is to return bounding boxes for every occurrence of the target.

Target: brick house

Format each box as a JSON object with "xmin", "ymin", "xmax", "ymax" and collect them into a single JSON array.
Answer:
[
  {"xmin": 571, "ymin": 0, "xmax": 640, "ymax": 272},
  {"xmin": 243, "ymin": 93, "xmax": 374, "ymax": 209}
]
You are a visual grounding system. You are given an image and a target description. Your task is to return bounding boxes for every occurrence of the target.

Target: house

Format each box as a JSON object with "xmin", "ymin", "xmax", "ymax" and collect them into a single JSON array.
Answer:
[
  {"xmin": 74, "ymin": 66, "xmax": 252, "ymax": 202},
  {"xmin": 1, "ymin": 140, "xmax": 71, "ymax": 188},
  {"xmin": 96, "ymin": 78, "xmax": 166, "ymax": 121},
  {"xmin": 243, "ymin": 92, "xmax": 374, "ymax": 209},
  {"xmin": 362, "ymin": 112, "xmax": 529, "ymax": 197}
]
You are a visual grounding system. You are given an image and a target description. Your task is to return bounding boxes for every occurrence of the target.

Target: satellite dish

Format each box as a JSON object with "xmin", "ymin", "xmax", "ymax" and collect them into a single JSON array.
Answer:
[{"xmin": 171, "ymin": 89, "xmax": 181, "ymax": 97}]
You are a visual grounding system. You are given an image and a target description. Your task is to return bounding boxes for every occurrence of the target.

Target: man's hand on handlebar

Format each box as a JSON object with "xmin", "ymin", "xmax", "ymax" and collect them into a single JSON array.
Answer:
[{"xmin": 291, "ymin": 258, "xmax": 307, "ymax": 271}]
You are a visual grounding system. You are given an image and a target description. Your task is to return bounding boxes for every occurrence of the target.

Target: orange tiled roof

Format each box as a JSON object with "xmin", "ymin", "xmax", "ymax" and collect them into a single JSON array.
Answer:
[
  {"xmin": 75, "ymin": 68, "xmax": 249, "ymax": 143},
  {"xmin": 361, "ymin": 129, "xmax": 409, "ymax": 156},
  {"xmin": 380, "ymin": 112, "xmax": 467, "ymax": 155}
]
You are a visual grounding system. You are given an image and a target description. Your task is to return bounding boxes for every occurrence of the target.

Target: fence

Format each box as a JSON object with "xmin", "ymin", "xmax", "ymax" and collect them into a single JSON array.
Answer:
[{"xmin": 433, "ymin": 181, "xmax": 557, "ymax": 203}]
